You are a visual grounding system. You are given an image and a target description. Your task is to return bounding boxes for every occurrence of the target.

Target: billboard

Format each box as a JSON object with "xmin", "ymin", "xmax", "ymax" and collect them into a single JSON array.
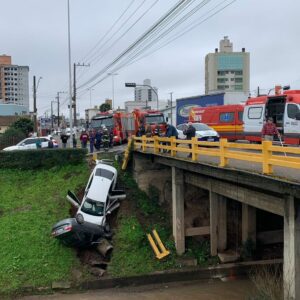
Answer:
[{"xmin": 176, "ymin": 93, "xmax": 224, "ymax": 125}]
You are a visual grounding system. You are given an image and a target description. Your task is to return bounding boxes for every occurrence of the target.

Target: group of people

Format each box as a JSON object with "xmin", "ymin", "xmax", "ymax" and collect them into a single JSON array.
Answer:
[{"xmin": 60, "ymin": 127, "xmax": 113, "ymax": 153}]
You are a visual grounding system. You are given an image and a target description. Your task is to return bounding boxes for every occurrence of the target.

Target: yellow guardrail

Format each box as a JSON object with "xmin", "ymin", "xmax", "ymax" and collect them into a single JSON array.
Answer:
[
  {"xmin": 147, "ymin": 229, "xmax": 170, "ymax": 260},
  {"xmin": 132, "ymin": 136, "xmax": 300, "ymax": 175}
]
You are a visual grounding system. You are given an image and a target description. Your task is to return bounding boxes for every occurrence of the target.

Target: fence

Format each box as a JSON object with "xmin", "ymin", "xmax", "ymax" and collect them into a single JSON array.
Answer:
[
  {"xmin": 0, "ymin": 135, "xmax": 24, "ymax": 150},
  {"xmin": 132, "ymin": 136, "xmax": 300, "ymax": 175}
]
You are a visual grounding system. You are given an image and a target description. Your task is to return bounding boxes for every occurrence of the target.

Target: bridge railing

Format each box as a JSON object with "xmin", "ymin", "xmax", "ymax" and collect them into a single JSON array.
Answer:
[{"xmin": 132, "ymin": 136, "xmax": 300, "ymax": 174}]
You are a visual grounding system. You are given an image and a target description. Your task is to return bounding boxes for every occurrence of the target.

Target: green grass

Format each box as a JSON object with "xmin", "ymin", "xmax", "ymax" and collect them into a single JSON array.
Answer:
[{"xmin": 0, "ymin": 164, "xmax": 90, "ymax": 295}]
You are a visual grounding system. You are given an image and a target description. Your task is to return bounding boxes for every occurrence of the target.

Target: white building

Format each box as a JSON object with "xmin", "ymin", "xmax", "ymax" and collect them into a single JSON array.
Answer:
[
  {"xmin": 205, "ymin": 37, "xmax": 250, "ymax": 94},
  {"xmin": 0, "ymin": 55, "xmax": 29, "ymax": 111},
  {"xmin": 134, "ymin": 79, "xmax": 158, "ymax": 103},
  {"xmin": 85, "ymin": 107, "xmax": 99, "ymax": 123}
]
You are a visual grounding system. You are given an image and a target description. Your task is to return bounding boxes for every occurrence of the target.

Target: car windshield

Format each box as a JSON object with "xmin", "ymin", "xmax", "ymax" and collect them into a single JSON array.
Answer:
[
  {"xmin": 90, "ymin": 117, "xmax": 114, "ymax": 129},
  {"xmin": 192, "ymin": 124, "xmax": 211, "ymax": 131},
  {"xmin": 81, "ymin": 198, "xmax": 104, "ymax": 216},
  {"xmin": 145, "ymin": 115, "xmax": 165, "ymax": 124}
]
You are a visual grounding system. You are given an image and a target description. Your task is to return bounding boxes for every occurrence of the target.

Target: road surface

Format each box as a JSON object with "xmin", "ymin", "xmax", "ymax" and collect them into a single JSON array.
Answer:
[{"xmin": 21, "ymin": 278, "xmax": 256, "ymax": 300}]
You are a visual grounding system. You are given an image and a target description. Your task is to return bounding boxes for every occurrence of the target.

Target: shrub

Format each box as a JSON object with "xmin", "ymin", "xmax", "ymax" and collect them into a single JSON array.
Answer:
[{"xmin": 0, "ymin": 148, "xmax": 87, "ymax": 170}]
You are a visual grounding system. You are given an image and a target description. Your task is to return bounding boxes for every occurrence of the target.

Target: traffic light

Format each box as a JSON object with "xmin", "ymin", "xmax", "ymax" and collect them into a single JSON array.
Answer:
[{"xmin": 125, "ymin": 83, "xmax": 136, "ymax": 87}]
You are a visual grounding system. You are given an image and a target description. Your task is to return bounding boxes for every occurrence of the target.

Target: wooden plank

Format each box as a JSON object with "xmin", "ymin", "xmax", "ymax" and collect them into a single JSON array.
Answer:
[{"xmin": 185, "ymin": 226, "xmax": 210, "ymax": 237}]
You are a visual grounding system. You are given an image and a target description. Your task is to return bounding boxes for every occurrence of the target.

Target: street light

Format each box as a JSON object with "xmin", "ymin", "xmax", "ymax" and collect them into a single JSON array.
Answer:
[
  {"xmin": 125, "ymin": 82, "xmax": 159, "ymax": 109},
  {"xmin": 108, "ymin": 72, "xmax": 118, "ymax": 110}
]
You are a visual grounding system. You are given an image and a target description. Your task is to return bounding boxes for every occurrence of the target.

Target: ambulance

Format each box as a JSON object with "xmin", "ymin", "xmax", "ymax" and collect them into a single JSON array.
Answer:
[{"xmin": 243, "ymin": 87, "xmax": 300, "ymax": 145}]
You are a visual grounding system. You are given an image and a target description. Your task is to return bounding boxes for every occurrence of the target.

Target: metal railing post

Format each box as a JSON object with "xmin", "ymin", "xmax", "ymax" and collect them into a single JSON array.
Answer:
[
  {"xmin": 219, "ymin": 138, "xmax": 228, "ymax": 167},
  {"xmin": 154, "ymin": 136, "xmax": 159, "ymax": 154},
  {"xmin": 142, "ymin": 135, "xmax": 146, "ymax": 152},
  {"xmin": 192, "ymin": 137, "xmax": 197, "ymax": 161},
  {"xmin": 262, "ymin": 140, "xmax": 273, "ymax": 174},
  {"xmin": 171, "ymin": 137, "xmax": 176, "ymax": 157}
]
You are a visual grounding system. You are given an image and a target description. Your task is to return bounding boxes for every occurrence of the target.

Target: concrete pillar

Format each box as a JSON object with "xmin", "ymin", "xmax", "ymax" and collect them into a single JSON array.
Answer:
[
  {"xmin": 172, "ymin": 167, "xmax": 185, "ymax": 255},
  {"xmin": 218, "ymin": 195, "xmax": 227, "ymax": 251},
  {"xmin": 210, "ymin": 191, "xmax": 218, "ymax": 256},
  {"xmin": 283, "ymin": 196, "xmax": 300, "ymax": 300},
  {"xmin": 242, "ymin": 203, "xmax": 256, "ymax": 247}
]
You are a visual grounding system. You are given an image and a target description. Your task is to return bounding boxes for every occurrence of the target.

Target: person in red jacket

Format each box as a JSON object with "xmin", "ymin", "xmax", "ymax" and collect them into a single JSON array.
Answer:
[
  {"xmin": 80, "ymin": 130, "xmax": 89, "ymax": 148},
  {"xmin": 261, "ymin": 117, "xmax": 280, "ymax": 141}
]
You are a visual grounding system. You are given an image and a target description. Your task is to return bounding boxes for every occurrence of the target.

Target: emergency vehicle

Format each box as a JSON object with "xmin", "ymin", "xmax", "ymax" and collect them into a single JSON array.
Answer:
[
  {"xmin": 189, "ymin": 104, "xmax": 244, "ymax": 141},
  {"xmin": 243, "ymin": 88, "xmax": 300, "ymax": 144},
  {"xmin": 128, "ymin": 109, "xmax": 166, "ymax": 136},
  {"xmin": 90, "ymin": 111, "xmax": 127, "ymax": 144}
]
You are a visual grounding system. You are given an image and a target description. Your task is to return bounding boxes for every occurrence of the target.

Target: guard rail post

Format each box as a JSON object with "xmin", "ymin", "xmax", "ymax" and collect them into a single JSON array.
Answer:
[
  {"xmin": 154, "ymin": 136, "xmax": 159, "ymax": 154},
  {"xmin": 192, "ymin": 137, "xmax": 197, "ymax": 161},
  {"xmin": 219, "ymin": 138, "xmax": 228, "ymax": 167},
  {"xmin": 262, "ymin": 140, "xmax": 273, "ymax": 174},
  {"xmin": 142, "ymin": 135, "xmax": 146, "ymax": 152},
  {"xmin": 171, "ymin": 137, "xmax": 176, "ymax": 157}
]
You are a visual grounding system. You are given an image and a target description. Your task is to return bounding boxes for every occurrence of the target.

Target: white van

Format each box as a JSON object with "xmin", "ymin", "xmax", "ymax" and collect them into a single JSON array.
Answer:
[{"xmin": 243, "ymin": 89, "xmax": 300, "ymax": 145}]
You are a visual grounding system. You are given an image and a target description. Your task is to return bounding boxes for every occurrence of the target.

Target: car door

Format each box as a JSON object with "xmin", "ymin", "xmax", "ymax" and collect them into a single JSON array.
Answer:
[
  {"xmin": 40, "ymin": 138, "xmax": 49, "ymax": 148},
  {"xmin": 23, "ymin": 138, "xmax": 37, "ymax": 150},
  {"xmin": 176, "ymin": 124, "xmax": 185, "ymax": 139},
  {"xmin": 284, "ymin": 103, "xmax": 300, "ymax": 143}
]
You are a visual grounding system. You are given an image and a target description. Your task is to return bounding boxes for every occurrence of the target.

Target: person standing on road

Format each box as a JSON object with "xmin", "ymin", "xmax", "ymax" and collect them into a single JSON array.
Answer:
[
  {"xmin": 164, "ymin": 123, "xmax": 178, "ymax": 153},
  {"xmin": 89, "ymin": 130, "xmax": 95, "ymax": 153},
  {"xmin": 48, "ymin": 137, "xmax": 54, "ymax": 148},
  {"xmin": 184, "ymin": 122, "xmax": 196, "ymax": 157},
  {"xmin": 80, "ymin": 130, "xmax": 89, "ymax": 149},
  {"xmin": 261, "ymin": 117, "xmax": 280, "ymax": 141},
  {"xmin": 95, "ymin": 129, "xmax": 102, "ymax": 151},
  {"xmin": 60, "ymin": 132, "xmax": 69, "ymax": 149}
]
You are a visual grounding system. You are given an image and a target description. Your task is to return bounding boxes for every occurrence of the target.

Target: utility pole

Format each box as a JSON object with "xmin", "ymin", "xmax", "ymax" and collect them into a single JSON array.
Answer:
[
  {"xmin": 73, "ymin": 63, "xmax": 90, "ymax": 127},
  {"xmin": 51, "ymin": 100, "xmax": 54, "ymax": 130},
  {"xmin": 33, "ymin": 76, "xmax": 37, "ymax": 133},
  {"xmin": 169, "ymin": 92, "xmax": 173, "ymax": 125},
  {"xmin": 56, "ymin": 91, "xmax": 66, "ymax": 128},
  {"xmin": 257, "ymin": 86, "xmax": 260, "ymax": 97}
]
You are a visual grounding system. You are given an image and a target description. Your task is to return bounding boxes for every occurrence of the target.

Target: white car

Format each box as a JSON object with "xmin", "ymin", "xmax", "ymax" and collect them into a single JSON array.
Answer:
[
  {"xmin": 67, "ymin": 161, "xmax": 126, "ymax": 229},
  {"xmin": 3, "ymin": 136, "xmax": 59, "ymax": 151},
  {"xmin": 176, "ymin": 123, "xmax": 220, "ymax": 142}
]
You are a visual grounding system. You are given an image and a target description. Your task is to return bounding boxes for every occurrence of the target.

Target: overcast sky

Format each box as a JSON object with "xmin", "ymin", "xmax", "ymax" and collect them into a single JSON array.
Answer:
[{"xmin": 1, "ymin": 0, "xmax": 300, "ymax": 118}]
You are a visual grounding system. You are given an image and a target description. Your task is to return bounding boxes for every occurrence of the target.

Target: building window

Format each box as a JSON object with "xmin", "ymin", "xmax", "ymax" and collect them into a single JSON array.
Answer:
[
  {"xmin": 217, "ymin": 85, "xmax": 225, "ymax": 89},
  {"xmin": 235, "ymin": 78, "xmax": 243, "ymax": 83},
  {"xmin": 235, "ymin": 85, "xmax": 243, "ymax": 90},
  {"xmin": 234, "ymin": 70, "xmax": 243, "ymax": 75},
  {"xmin": 217, "ymin": 78, "xmax": 226, "ymax": 83}
]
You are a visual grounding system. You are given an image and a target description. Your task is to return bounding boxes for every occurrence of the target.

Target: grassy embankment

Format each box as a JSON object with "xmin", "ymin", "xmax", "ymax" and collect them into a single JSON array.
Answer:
[
  {"xmin": 108, "ymin": 165, "xmax": 214, "ymax": 277},
  {"xmin": 0, "ymin": 164, "xmax": 90, "ymax": 295}
]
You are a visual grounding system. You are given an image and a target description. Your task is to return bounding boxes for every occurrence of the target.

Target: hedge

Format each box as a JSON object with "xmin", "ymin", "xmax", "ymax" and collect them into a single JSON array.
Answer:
[{"xmin": 0, "ymin": 148, "xmax": 88, "ymax": 170}]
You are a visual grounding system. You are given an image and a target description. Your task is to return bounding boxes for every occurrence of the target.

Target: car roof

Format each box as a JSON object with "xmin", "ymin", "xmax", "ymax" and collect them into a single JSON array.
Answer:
[{"xmin": 87, "ymin": 163, "xmax": 117, "ymax": 202}]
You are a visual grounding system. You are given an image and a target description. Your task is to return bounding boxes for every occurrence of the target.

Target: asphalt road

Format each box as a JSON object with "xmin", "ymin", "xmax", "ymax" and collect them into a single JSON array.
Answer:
[{"xmin": 21, "ymin": 278, "xmax": 256, "ymax": 300}]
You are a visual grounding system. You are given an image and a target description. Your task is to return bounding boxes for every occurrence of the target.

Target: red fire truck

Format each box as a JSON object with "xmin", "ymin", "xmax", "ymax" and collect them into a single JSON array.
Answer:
[
  {"xmin": 189, "ymin": 104, "xmax": 244, "ymax": 141},
  {"xmin": 90, "ymin": 111, "xmax": 127, "ymax": 144},
  {"xmin": 128, "ymin": 109, "xmax": 166, "ymax": 136}
]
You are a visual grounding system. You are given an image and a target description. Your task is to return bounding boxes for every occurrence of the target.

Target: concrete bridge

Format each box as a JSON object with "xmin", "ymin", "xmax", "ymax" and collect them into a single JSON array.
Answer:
[{"xmin": 128, "ymin": 137, "xmax": 300, "ymax": 299}]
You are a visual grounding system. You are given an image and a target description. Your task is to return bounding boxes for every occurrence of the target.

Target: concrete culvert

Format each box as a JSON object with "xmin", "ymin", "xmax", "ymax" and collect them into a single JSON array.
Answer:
[{"xmin": 96, "ymin": 239, "xmax": 113, "ymax": 257}]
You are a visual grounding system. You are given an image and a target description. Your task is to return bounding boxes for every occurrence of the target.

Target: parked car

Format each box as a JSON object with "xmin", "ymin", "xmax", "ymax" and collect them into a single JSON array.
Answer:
[
  {"xmin": 3, "ymin": 136, "xmax": 59, "ymax": 151},
  {"xmin": 176, "ymin": 123, "xmax": 220, "ymax": 142},
  {"xmin": 53, "ymin": 161, "xmax": 126, "ymax": 247},
  {"xmin": 51, "ymin": 218, "xmax": 106, "ymax": 248}
]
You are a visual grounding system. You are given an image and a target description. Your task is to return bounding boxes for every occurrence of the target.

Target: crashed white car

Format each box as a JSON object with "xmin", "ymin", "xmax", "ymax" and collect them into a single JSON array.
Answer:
[{"xmin": 67, "ymin": 161, "xmax": 126, "ymax": 231}]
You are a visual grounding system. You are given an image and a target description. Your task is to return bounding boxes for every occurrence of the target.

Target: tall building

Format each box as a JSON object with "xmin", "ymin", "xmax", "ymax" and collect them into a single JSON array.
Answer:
[
  {"xmin": 134, "ymin": 79, "xmax": 158, "ymax": 103},
  {"xmin": 205, "ymin": 37, "xmax": 250, "ymax": 94},
  {"xmin": 0, "ymin": 55, "xmax": 29, "ymax": 111}
]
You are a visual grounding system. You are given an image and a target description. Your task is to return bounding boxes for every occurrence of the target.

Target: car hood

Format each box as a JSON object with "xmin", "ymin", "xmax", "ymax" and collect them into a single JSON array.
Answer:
[
  {"xmin": 3, "ymin": 146, "xmax": 20, "ymax": 151},
  {"xmin": 196, "ymin": 130, "xmax": 218, "ymax": 137},
  {"xmin": 78, "ymin": 211, "xmax": 104, "ymax": 226}
]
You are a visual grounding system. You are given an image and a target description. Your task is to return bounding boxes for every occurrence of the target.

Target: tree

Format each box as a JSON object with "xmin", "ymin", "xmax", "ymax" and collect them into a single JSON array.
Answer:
[
  {"xmin": 11, "ymin": 118, "xmax": 34, "ymax": 136},
  {"xmin": 99, "ymin": 103, "xmax": 111, "ymax": 112}
]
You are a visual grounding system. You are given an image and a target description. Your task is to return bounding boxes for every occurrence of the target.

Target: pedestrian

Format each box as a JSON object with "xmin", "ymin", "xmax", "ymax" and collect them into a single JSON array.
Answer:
[
  {"xmin": 36, "ymin": 138, "xmax": 42, "ymax": 149},
  {"xmin": 109, "ymin": 129, "xmax": 114, "ymax": 148},
  {"xmin": 60, "ymin": 132, "xmax": 69, "ymax": 149},
  {"xmin": 48, "ymin": 137, "xmax": 54, "ymax": 148},
  {"xmin": 89, "ymin": 130, "xmax": 95, "ymax": 153},
  {"xmin": 183, "ymin": 122, "xmax": 196, "ymax": 157},
  {"xmin": 261, "ymin": 117, "xmax": 280, "ymax": 141},
  {"xmin": 80, "ymin": 130, "xmax": 89, "ymax": 149},
  {"xmin": 72, "ymin": 134, "xmax": 77, "ymax": 148},
  {"xmin": 137, "ymin": 123, "xmax": 146, "ymax": 137},
  {"xmin": 94, "ymin": 130, "xmax": 102, "ymax": 151},
  {"xmin": 145, "ymin": 125, "xmax": 152, "ymax": 137},
  {"xmin": 164, "ymin": 123, "xmax": 178, "ymax": 153}
]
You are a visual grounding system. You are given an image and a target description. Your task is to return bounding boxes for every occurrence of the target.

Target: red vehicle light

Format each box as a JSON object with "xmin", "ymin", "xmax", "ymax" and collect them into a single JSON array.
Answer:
[{"xmin": 63, "ymin": 225, "xmax": 72, "ymax": 232}]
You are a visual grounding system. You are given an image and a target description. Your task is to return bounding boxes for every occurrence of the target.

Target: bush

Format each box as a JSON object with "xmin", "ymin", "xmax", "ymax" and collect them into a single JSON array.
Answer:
[
  {"xmin": 0, "ymin": 128, "xmax": 26, "ymax": 150},
  {"xmin": 11, "ymin": 117, "xmax": 34, "ymax": 136},
  {"xmin": 0, "ymin": 148, "xmax": 87, "ymax": 170}
]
